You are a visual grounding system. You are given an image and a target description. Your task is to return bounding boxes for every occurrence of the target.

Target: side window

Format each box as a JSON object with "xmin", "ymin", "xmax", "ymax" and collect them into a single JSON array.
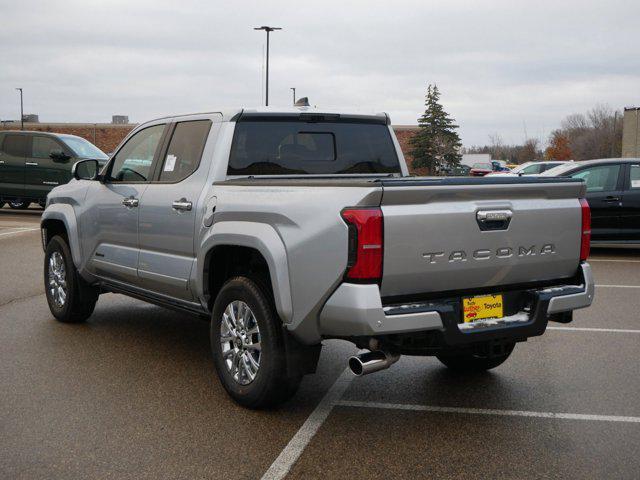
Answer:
[
  {"xmin": 108, "ymin": 125, "xmax": 165, "ymax": 182},
  {"xmin": 2, "ymin": 135, "xmax": 29, "ymax": 157},
  {"xmin": 630, "ymin": 164, "xmax": 640, "ymax": 190},
  {"xmin": 521, "ymin": 164, "xmax": 542, "ymax": 174},
  {"xmin": 158, "ymin": 120, "xmax": 212, "ymax": 182},
  {"xmin": 32, "ymin": 137, "xmax": 63, "ymax": 159},
  {"xmin": 570, "ymin": 164, "xmax": 620, "ymax": 193}
]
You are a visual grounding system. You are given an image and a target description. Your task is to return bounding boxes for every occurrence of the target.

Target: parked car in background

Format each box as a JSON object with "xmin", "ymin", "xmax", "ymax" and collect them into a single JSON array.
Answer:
[
  {"xmin": 469, "ymin": 162, "xmax": 494, "ymax": 176},
  {"xmin": 438, "ymin": 164, "xmax": 471, "ymax": 176},
  {"xmin": 487, "ymin": 161, "xmax": 569, "ymax": 176},
  {"xmin": 541, "ymin": 158, "xmax": 640, "ymax": 244},
  {"xmin": 0, "ymin": 131, "xmax": 108, "ymax": 209},
  {"xmin": 491, "ymin": 160, "xmax": 510, "ymax": 172}
]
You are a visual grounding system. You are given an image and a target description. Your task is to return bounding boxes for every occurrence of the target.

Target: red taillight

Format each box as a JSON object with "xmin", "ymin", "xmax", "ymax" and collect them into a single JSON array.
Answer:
[
  {"xmin": 579, "ymin": 198, "xmax": 591, "ymax": 261},
  {"xmin": 341, "ymin": 208, "xmax": 383, "ymax": 283}
]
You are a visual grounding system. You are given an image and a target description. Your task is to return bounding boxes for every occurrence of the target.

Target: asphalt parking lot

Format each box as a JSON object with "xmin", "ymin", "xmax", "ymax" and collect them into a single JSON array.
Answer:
[{"xmin": 1, "ymin": 207, "xmax": 639, "ymax": 479}]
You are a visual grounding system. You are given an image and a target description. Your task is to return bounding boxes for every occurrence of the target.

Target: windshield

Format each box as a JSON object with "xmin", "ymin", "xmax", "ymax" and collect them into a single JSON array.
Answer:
[
  {"xmin": 228, "ymin": 117, "xmax": 401, "ymax": 175},
  {"xmin": 61, "ymin": 136, "xmax": 108, "ymax": 160}
]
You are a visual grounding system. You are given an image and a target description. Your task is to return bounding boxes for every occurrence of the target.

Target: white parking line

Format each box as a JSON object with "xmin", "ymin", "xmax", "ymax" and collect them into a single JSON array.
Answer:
[
  {"xmin": 260, "ymin": 368, "xmax": 355, "ymax": 480},
  {"xmin": 596, "ymin": 284, "xmax": 640, "ymax": 289},
  {"xmin": 548, "ymin": 326, "xmax": 640, "ymax": 333},
  {"xmin": 0, "ymin": 227, "xmax": 39, "ymax": 238},
  {"xmin": 334, "ymin": 400, "xmax": 640, "ymax": 424}
]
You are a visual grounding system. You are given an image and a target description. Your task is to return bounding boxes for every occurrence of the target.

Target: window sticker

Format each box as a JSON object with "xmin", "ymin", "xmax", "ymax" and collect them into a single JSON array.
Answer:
[
  {"xmin": 632, "ymin": 179, "xmax": 640, "ymax": 188},
  {"xmin": 164, "ymin": 154, "xmax": 177, "ymax": 172}
]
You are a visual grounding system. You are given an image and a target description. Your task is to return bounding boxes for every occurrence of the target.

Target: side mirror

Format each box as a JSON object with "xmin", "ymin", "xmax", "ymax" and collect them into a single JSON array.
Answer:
[
  {"xmin": 72, "ymin": 159, "xmax": 100, "ymax": 181},
  {"xmin": 50, "ymin": 149, "xmax": 71, "ymax": 162}
]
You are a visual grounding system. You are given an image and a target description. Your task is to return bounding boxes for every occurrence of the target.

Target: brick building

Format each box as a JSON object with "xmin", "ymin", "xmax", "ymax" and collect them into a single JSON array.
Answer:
[
  {"xmin": 0, "ymin": 122, "xmax": 135, "ymax": 154},
  {"xmin": 622, "ymin": 107, "xmax": 640, "ymax": 158}
]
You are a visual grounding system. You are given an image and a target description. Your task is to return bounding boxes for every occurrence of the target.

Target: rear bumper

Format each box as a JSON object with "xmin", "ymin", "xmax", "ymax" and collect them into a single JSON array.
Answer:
[{"xmin": 318, "ymin": 263, "xmax": 593, "ymax": 343}]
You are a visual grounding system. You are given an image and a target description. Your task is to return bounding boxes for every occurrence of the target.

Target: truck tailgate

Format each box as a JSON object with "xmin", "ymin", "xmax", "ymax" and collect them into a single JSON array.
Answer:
[{"xmin": 379, "ymin": 177, "xmax": 586, "ymax": 297}]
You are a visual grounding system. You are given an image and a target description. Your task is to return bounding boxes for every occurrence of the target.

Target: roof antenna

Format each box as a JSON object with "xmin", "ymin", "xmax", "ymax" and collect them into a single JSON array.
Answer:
[{"xmin": 294, "ymin": 97, "xmax": 310, "ymax": 107}]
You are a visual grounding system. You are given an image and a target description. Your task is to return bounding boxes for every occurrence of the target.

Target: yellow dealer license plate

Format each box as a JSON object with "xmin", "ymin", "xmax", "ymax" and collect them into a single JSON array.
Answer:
[{"xmin": 462, "ymin": 294, "xmax": 503, "ymax": 323}]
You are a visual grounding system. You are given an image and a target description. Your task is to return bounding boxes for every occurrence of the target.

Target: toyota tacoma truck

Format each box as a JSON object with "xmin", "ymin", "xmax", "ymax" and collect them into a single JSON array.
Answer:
[{"xmin": 41, "ymin": 107, "xmax": 594, "ymax": 408}]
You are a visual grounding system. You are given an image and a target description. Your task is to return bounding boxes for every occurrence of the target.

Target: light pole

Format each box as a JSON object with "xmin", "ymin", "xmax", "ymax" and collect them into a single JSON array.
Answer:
[
  {"xmin": 16, "ymin": 88, "xmax": 23, "ymax": 130},
  {"xmin": 254, "ymin": 26, "xmax": 281, "ymax": 106},
  {"xmin": 290, "ymin": 87, "xmax": 296, "ymax": 105}
]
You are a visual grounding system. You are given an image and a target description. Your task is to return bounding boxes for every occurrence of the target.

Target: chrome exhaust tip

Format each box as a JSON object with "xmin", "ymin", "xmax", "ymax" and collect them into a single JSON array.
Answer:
[{"xmin": 348, "ymin": 350, "xmax": 400, "ymax": 376}]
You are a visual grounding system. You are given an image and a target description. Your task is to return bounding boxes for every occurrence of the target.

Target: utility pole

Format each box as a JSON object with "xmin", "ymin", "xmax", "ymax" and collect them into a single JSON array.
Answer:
[
  {"xmin": 253, "ymin": 26, "xmax": 282, "ymax": 106},
  {"xmin": 16, "ymin": 88, "xmax": 23, "ymax": 130},
  {"xmin": 290, "ymin": 87, "xmax": 296, "ymax": 105}
]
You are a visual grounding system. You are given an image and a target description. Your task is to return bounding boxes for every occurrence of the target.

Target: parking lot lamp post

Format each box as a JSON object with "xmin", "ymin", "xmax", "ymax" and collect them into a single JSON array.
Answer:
[
  {"xmin": 290, "ymin": 87, "xmax": 296, "ymax": 105},
  {"xmin": 254, "ymin": 26, "xmax": 282, "ymax": 106},
  {"xmin": 16, "ymin": 88, "xmax": 23, "ymax": 130}
]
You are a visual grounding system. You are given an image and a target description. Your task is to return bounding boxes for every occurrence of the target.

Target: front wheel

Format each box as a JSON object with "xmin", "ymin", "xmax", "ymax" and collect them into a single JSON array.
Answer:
[
  {"xmin": 211, "ymin": 276, "xmax": 301, "ymax": 409},
  {"xmin": 44, "ymin": 235, "xmax": 99, "ymax": 323},
  {"xmin": 436, "ymin": 343, "xmax": 515, "ymax": 372},
  {"xmin": 9, "ymin": 200, "xmax": 30, "ymax": 209}
]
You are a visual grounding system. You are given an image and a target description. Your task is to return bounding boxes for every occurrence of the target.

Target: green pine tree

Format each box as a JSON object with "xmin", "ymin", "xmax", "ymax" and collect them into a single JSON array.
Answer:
[{"xmin": 409, "ymin": 84, "xmax": 462, "ymax": 174}]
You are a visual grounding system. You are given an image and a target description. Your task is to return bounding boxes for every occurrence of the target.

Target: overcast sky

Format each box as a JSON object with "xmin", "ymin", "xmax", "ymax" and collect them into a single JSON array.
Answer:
[{"xmin": 1, "ymin": 0, "xmax": 638, "ymax": 146}]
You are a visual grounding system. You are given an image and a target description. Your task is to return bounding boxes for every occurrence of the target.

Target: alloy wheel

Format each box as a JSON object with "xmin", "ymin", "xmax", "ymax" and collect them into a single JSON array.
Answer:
[
  {"xmin": 220, "ymin": 300, "xmax": 261, "ymax": 385},
  {"xmin": 48, "ymin": 251, "xmax": 67, "ymax": 308}
]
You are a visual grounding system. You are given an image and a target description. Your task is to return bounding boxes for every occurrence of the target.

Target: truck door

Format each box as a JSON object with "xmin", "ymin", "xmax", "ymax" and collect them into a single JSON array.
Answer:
[
  {"xmin": 619, "ymin": 163, "xmax": 640, "ymax": 241},
  {"xmin": 136, "ymin": 118, "xmax": 217, "ymax": 300},
  {"xmin": 83, "ymin": 124, "xmax": 167, "ymax": 284},
  {"xmin": 27, "ymin": 135, "xmax": 72, "ymax": 200},
  {"xmin": 0, "ymin": 133, "xmax": 29, "ymax": 199},
  {"xmin": 568, "ymin": 163, "xmax": 624, "ymax": 241}
]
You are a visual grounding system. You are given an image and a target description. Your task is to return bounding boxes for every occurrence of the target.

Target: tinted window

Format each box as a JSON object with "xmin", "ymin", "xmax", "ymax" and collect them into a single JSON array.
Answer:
[
  {"xmin": 159, "ymin": 120, "xmax": 211, "ymax": 182},
  {"xmin": 2, "ymin": 135, "xmax": 28, "ymax": 157},
  {"xmin": 108, "ymin": 125, "xmax": 165, "ymax": 182},
  {"xmin": 228, "ymin": 119, "xmax": 400, "ymax": 175},
  {"xmin": 570, "ymin": 164, "xmax": 620, "ymax": 192},
  {"xmin": 32, "ymin": 136, "xmax": 63, "ymax": 159},
  {"xmin": 630, "ymin": 164, "xmax": 640, "ymax": 189}
]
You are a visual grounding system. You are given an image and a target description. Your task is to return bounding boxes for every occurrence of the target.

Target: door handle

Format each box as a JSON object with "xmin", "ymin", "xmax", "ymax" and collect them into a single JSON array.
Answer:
[
  {"xmin": 172, "ymin": 198, "xmax": 192, "ymax": 211},
  {"xmin": 26, "ymin": 162, "xmax": 39, "ymax": 166},
  {"xmin": 604, "ymin": 196, "xmax": 620, "ymax": 202},
  {"xmin": 122, "ymin": 197, "xmax": 139, "ymax": 208}
]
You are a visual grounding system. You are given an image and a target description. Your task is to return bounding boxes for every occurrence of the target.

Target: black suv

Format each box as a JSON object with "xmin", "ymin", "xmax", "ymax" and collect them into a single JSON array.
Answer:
[{"xmin": 0, "ymin": 131, "xmax": 108, "ymax": 209}]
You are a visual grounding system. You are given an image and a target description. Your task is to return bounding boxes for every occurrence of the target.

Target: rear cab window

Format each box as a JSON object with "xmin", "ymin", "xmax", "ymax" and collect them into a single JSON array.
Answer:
[
  {"xmin": 158, "ymin": 120, "xmax": 212, "ymax": 183},
  {"xmin": 227, "ymin": 114, "xmax": 401, "ymax": 176}
]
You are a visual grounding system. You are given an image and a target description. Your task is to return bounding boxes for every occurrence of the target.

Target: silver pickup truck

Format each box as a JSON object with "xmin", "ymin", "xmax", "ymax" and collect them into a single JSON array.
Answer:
[{"xmin": 41, "ymin": 107, "xmax": 594, "ymax": 408}]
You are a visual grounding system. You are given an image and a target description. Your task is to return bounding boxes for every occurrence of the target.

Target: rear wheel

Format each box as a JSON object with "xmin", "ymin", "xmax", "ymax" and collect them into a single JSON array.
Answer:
[
  {"xmin": 9, "ymin": 200, "xmax": 30, "ymax": 209},
  {"xmin": 38, "ymin": 199, "xmax": 46, "ymax": 209},
  {"xmin": 211, "ymin": 276, "xmax": 301, "ymax": 409},
  {"xmin": 44, "ymin": 235, "xmax": 99, "ymax": 323},
  {"xmin": 436, "ymin": 343, "xmax": 515, "ymax": 372}
]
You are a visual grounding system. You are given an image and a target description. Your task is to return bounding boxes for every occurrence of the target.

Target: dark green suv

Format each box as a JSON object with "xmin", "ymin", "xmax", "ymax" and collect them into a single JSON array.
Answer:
[{"xmin": 0, "ymin": 131, "xmax": 108, "ymax": 209}]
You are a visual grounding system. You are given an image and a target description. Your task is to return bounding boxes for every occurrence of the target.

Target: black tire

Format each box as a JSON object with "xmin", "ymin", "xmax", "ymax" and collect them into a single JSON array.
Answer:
[
  {"xmin": 211, "ymin": 276, "xmax": 301, "ymax": 409},
  {"xmin": 44, "ymin": 235, "xmax": 99, "ymax": 323},
  {"xmin": 0, "ymin": 201, "xmax": 5, "ymax": 209},
  {"xmin": 436, "ymin": 343, "xmax": 515, "ymax": 372},
  {"xmin": 9, "ymin": 200, "xmax": 30, "ymax": 209},
  {"xmin": 38, "ymin": 199, "xmax": 46, "ymax": 209}
]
